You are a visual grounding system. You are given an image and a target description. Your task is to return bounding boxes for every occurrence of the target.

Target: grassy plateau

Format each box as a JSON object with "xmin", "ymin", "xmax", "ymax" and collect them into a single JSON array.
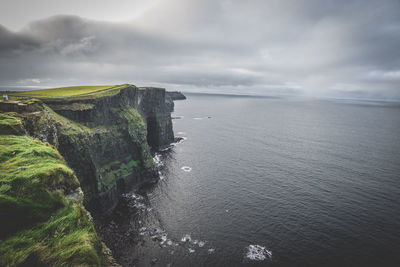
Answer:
[{"xmin": 7, "ymin": 85, "xmax": 114, "ymax": 98}]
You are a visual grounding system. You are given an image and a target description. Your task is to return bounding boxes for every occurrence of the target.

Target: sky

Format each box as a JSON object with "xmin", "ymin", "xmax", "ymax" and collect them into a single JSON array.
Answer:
[{"xmin": 0, "ymin": 0, "xmax": 399, "ymax": 99}]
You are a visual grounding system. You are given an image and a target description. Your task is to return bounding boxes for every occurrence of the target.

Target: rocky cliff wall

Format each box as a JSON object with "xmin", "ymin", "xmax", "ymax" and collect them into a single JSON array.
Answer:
[
  {"xmin": 6, "ymin": 85, "xmax": 174, "ymax": 212},
  {"xmin": 0, "ymin": 85, "xmax": 181, "ymax": 266},
  {"xmin": 165, "ymin": 91, "xmax": 187, "ymax": 112}
]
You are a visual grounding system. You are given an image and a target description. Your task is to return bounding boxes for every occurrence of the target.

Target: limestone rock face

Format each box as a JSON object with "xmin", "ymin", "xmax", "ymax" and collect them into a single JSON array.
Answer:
[
  {"xmin": 0, "ymin": 85, "xmax": 177, "ymax": 266},
  {"xmin": 166, "ymin": 91, "xmax": 186, "ymax": 101},
  {"xmin": 165, "ymin": 91, "xmax": 186, "ymax": 112},
  {"xmin": 21, "ymin": 85, "xmax": 174, "ymax": 212}
]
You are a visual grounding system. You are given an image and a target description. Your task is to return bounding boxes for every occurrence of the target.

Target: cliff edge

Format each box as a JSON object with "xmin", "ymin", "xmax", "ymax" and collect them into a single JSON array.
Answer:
[{"xmin": 0, "ymin": 84, "xmax": 181, "ymax": 266}]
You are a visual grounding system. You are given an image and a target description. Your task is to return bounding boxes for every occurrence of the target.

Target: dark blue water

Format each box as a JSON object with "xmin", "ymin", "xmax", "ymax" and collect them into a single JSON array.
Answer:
[{"xmin": 98, "ymin": 94, "xmax": 400, "ymax": 267}]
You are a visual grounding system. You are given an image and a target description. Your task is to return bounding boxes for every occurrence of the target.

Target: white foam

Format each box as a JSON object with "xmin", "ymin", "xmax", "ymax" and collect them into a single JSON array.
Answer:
[
  {"xmin": 208, "ymin": 248, "xmax": 215, "ymax": 254},
  {"xmin": 159, "ymin": 136, "xmax": 187, "ymax": 151},
  {"xmin": 192, "ymin": 240, "xmax": 198, "ymax": 245},
  {"xmin": 139, "ymin": 226, "xmax": 147, "ymax": 236},
  {"xmin": 160, "ymin": 234, "xmax": 168, "ymax": 245},
  {"xmin": 245, "ymin": 245, "xmax": 272, "ymax": 261},
  {"xmin": 198, "ymin": 241, "xmax": 206, "ymax": 247},
  {"xmin": 167, "ymin": 240, "xmax": 173, "ymax": 246},
  {"xmin": 173, "ymin": 137, "xmax": 186, "ymax": 145},
  {"xmin": 122, "ymin": 193, "xmax": 147, "ymax": 211},
  {"xmin": 177, "ymin": 132, "xmax": 186, "ymax": 135},
  {"xmin": 193, "ymin": 117, "xmax": 203, "ymax": 120},
  {"xmin": 188, "ymin": 248, "xmax": 195, "ymax": 253},
  {"xmin": 153, "ymin": 153, "xmax": 163, "ymax": 167},
  {"xmin": 122, "ymin": 193, "xmax": 143, "ymax": 200},
  {"xmin": 133, "ymin": 202, "xmax": 146, "ymax": 210},
  {"xmin": 181, "ymin": 166, "xmax": 192, "ymax": 172},
  {"xmin": 159, "ymin": 146, "xmax": 171, "ymax": 152},
  {"xmin": 181, "ymin": 234, "xmax": 192, "ymax": 242}
]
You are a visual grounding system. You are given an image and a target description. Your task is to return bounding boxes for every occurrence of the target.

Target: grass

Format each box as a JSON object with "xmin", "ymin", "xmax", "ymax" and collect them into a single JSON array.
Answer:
[
  {"xmin": 0, "ymin": 203, "xmax": 107, "ymax": 266},
  {"xmin": 98, "ymin": 156, "xmax": 139, "ymax": 190},
  {"xmin": 0, "ymin": 135, "xmax": 80, "ymax": 238},
  {"xmin": 7, "ymin": 85, "xmax": 115, "ymax": 98},
  {"xmin": 50, "ymin": 102, "xmax": 95, "ymax": 111},
  {"xmin": 56, "ymin": 84, "xmax": 130, "ymax": 101},
  {"xmin": 0, "ymin": 135, "xmax": 109, "ymax": 266},
  {"xmin": 0, "ymin": 113, "xmax": 24, "ymax": 135}
]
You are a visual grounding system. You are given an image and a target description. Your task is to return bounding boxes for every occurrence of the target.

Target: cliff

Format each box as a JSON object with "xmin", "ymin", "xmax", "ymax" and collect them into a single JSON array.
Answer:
[
  {"xmin": 8, "ymin": 85, "xmax": 174, "ymax": 211},
  {"xmin": 0, "ymin": 134, "xmax": 119, "ymax": 266},
  {"xmin": 166, "ymin": 91, "xmax": 186, "ymax": 101},
  {"xmin": 165, "ymin": 91, "xmax": 186, "ymax": 112},
  {"xmin": 0, "ymin": 84, "xmax": 179, "ymax": 266}
]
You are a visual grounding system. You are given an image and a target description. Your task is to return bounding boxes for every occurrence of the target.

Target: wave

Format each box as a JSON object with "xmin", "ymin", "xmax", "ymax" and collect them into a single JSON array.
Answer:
[
  {"xmin": 181, "ymin": 166, "xmax": 192, "ymax": 172},
  {"xmin": 245, "ymin": 244, "xmax": 272, "ymax": 261}
]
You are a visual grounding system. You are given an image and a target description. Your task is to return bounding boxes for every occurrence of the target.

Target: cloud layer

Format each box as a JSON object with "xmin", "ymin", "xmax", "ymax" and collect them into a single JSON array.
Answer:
[{"xmin": 1, "ymin": 0, "xmax": 400, "ymax": 99}]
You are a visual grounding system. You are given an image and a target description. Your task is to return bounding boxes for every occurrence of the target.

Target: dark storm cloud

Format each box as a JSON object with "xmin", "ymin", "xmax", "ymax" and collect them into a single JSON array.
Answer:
[{"xmin": 0, "ymin": 0, "xmax": 399, "ymax": 99}]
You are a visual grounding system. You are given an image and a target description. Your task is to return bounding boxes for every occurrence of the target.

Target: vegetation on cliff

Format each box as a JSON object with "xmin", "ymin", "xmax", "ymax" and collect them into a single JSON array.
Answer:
[
  {"xmin": 0, "ymin": 134, "xmax": 111, "ymax": 266},
  {"xmin": 0, "ymin": 113, "xmax": 25, "ymax": 135},
  {"xmin": 7, "ymin": 85, "xmax": 114, "ymax": 98},
  {"xmin": 6, "ymin": 84, "xmax": 131, "ymax": 101},
  {"xmin": 0, "ymin": 84, "xmax": 177, "ymax": 266}
]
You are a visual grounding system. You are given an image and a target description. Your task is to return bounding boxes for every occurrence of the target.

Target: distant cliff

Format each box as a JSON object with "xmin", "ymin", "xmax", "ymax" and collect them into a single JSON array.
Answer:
[
  {"xmin": 165, "ymin": 91, "xmax": 186, "ymax": 112},
  {"xmin": 0, "ymin": 84, "xmax": 182, "ymax": 266},
  {"xmin": 166, "ymin": 91, "xmax": 186, "ymax": 100},
  {"xmin": 16, "ymin": 85, "xmax": 174, "ymax": 211}
]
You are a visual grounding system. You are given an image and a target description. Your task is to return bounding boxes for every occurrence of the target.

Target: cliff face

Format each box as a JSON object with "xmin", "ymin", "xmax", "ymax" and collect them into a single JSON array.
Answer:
[
  {"xmin": 0, "ymin": 133, "xmax": 119, "ymax": 266},
  {"xmin": 166, "ymin": 91, "xmax": 186, "ymax": 101},
  {"xmin": 0, "ymin": 85, "xmax": 181, "ymax": 266},
  {"xmin": 165, "ymin": 91, "xmax": 187, "ymax": 112},
  {"xmin": 8, "ymin": 85, "xmax": 174, "ymax": 212}
]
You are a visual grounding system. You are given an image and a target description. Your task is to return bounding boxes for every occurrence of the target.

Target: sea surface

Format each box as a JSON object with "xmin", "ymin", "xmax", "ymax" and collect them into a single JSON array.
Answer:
[{"xmin": 97, "ymin": 93, "xmax": 400, "ymax": 267}]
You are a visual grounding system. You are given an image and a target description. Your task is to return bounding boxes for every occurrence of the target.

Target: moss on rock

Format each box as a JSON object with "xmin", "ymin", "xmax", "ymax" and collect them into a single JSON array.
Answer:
[
  {"xmin": 0, "ymin": 113, "xmax": 25, "ymax": 135},
  {"xmin": 0, "ymin": 135, "xmax": 114, "ymax": 266}
]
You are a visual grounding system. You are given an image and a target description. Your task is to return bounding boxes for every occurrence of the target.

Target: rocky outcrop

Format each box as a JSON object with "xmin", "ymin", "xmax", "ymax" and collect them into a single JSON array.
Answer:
[
  {"xmin": 7, "ymin": 85, "xmax": 174, "ymax": 212},
  {"xmin": 44, "ymin": 85, "xmax": 174, "ymax": 148},
  {"xmin": 165, "ymin": 91, "xmax": 186, "ymax": 112},
  {"xmin": 166, "ymin": 91, "xmax": 186, "ymax": 100},
  {"xmin": 0, "ymin": 84, "xmax": 180, "ymax": 266},
  {"xmin": 0, "ymin": 134, "xmax": 120, "ymax": 266}
]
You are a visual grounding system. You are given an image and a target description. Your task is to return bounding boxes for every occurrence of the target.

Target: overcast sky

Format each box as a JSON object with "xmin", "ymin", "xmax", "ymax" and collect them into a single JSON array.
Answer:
[{"xmin": 0, "ymin": 0, "xmax": 399, "ymax": 99}]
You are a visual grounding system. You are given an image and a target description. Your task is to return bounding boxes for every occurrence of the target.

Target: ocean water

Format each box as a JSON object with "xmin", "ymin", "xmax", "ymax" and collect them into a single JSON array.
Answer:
[{"xmin": 97, "ymin": 94, "xmax": 400, "ymax": 267}]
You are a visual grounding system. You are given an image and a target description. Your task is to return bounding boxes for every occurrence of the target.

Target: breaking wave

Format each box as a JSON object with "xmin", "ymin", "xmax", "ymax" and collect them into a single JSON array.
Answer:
[
  {"xmin": 245, "ymin": 244, "xmax": 272, "ymax": 261},
  {"xmin": 181, "ymin": 166, "xmax": 192, "ymax": 172}
]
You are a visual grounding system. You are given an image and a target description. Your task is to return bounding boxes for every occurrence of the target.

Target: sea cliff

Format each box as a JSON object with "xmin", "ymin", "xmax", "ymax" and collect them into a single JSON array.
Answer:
[{"xmin": 0, "ymin": 84, "xmax": 180, "ymax": 266}]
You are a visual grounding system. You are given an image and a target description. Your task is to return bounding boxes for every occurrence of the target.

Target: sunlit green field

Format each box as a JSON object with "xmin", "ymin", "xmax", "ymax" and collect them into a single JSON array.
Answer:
[{"xmin": 7, "ymin": 85, "xmax": 116, "ymax": 98}]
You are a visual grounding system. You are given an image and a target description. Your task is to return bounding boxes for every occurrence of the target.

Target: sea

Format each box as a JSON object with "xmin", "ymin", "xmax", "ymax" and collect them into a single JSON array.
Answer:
[{"xmin": 96, "ymin": 93, "xmax": 400, "ymax": 267}]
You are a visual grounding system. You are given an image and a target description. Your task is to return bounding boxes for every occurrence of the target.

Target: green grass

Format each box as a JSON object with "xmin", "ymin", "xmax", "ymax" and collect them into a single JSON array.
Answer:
[
  {"xmin": 0, "ymin": 135, "xmax": 80, "ymax": 237},
  {"xmin": 50, "ymin": 102, "xmax": 95, "ymax": 111},
  {"xmin": 0, "ymin": 135, "xmax": 109, "ymax": 266},
  {"xmin": 98, "ymin": 156, "xmax": 139, "ymax": 190},
  {"xmin": 0, "ymin": 203, "xmax": 106, "ymax": 266},
  {"xmin": 0, "ymin": 113, "xmax": 24, "ymax": 135},
  {"xmin": 7, "ymin": 85, "xmax": 116, "ymax": 98},
  {"xmin": 57, "ymin": 84, "xmax": 130, "ymax": 101}
]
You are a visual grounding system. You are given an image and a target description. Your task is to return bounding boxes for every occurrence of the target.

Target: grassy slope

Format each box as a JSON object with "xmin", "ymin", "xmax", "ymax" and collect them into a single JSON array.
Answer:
[
  {"xmin": 3, "ymin": 84, "xmax": 132, "ymax": 103},
  {"xmin": 0, "ymin": 134, "xmax": 109, "ymax": 266},
  {"xmin": 7, "ymin": 85, "xmax": 115, "ymax": 98},
  {"xmin": 0, "ymin": 113, "xmax": 25, "ymax": 135}
]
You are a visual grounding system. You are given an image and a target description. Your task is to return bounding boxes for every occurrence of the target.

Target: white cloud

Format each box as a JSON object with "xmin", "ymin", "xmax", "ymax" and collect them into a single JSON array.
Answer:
[{"xmin": 0, "ymin": 0, "xmax": 399, "ymax": 99}]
